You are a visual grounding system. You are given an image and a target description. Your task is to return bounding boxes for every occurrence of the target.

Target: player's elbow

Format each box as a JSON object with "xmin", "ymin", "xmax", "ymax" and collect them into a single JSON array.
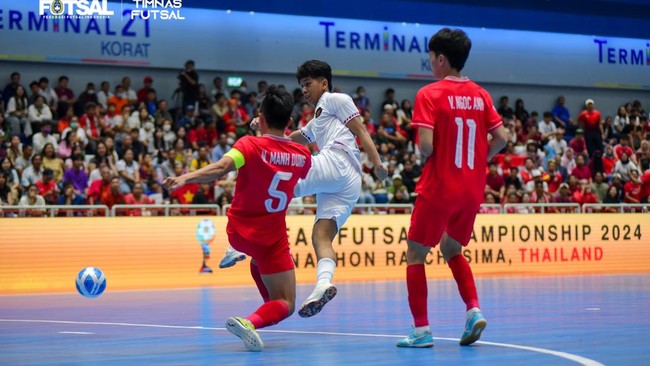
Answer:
[
  {"xmin": 491, "ymin": 127, "xmax": 508, "ymax": 150},
  {"xmin": 419, "ymin": 141, "xmax": 433, "ymax": 158}
]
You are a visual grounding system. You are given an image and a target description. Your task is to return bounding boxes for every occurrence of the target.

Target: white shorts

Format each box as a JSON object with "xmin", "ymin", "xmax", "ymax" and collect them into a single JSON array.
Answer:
[{"xmin": 294, "ymin": 148, "xmax": 361, "ymax": 229}]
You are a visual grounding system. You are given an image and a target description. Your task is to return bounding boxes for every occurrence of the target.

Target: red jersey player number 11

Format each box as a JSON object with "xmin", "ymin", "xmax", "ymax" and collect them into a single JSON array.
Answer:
[{"xmin": 397, "ymin": 28, "xmax": 508, "ymax": 349}]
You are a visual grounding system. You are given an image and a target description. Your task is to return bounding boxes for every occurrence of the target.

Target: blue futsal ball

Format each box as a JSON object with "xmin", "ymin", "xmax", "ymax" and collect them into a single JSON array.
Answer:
[{"xmin": 75, "ymin": 267, "xmax": 107, "ymax": 298}]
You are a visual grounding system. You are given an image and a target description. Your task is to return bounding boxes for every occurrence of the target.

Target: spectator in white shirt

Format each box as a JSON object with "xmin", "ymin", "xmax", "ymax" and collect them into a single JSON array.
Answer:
[
  {"xmin": 27, "ymin": 95, "xmax": 53, "ymax": 134},
  {"xmin": 21, "ymin": 154, "xmax": 43, "ymax": 188},
  {"xmin": 38, "ymin": 77, "xmax": 58, "ymax": 117},
  {"xmin": 547, "ymin": 127, "xmax": 568, "ymax": 157},
  {"xmin": 121, "ymin": 76, "xmax": 138, "ymax": 106},
  {"xmin": 5, "ymin": 85, "xmax": 29, "ymax": 136},
  {"xmin": 32, "ymin": 121, "xmax": 58, "ymax": 155},
  {"xmin": 116, "ymin": 148, "xmax": 140, "ymax": 193},
  {"xmin": 60, "ymin": 116, "xmax": 89, "ymax": 147},
  {"xmin": 538, "ymin": 111, "xmax": 557, "ymax": 142},
  {"xmin": 96, "ymin": 81, "xmax": 113, "ymax": 111}
]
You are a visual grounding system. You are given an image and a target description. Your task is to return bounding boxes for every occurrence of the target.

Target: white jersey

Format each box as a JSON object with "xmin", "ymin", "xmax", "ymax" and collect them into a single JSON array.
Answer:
[{"xmin": 299, "ymin": 92, "xmax": 362, "ymax": 171}]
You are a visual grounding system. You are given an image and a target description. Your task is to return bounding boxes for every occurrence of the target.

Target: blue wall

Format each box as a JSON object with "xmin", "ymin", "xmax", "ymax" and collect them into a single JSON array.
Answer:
[{"xmin": 129, "ymin": 0, "xmax": 650, "ymax": 39}]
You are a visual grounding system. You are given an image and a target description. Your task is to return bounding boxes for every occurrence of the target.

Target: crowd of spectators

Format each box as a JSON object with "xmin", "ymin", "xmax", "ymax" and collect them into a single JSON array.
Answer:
[{"xmin": 0, "ymin": 63, "xmax": 649, "ymax": 216}]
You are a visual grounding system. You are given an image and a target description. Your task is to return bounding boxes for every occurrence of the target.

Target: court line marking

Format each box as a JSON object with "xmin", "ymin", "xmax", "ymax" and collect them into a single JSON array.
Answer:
[
  {"xmin": 58, "ymin": 331, "xmax": 94, "ymax": 335},
  {"xmin": 0, "ymin": 319, "xmax": 603, "ymax": 366}
]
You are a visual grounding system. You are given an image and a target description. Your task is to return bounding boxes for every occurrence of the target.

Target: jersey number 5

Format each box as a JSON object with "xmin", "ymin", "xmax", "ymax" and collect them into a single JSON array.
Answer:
[
  {"xmin": 454, "ymin": 117, "xmax": 477, "ymax": 170},
  {"xmin": 265, "ymin": 171, "xmax": 293, "ymax": 213}
]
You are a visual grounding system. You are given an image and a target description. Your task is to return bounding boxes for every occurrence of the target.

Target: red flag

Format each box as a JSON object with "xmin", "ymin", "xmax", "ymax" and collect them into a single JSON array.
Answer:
[{"xmin": 170, "ymin": 183, "xmax": 199, "ymax": 204}]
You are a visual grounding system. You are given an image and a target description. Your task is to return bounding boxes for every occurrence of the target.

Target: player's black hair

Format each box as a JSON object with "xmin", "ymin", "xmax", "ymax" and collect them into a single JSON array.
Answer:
[
  {"xmin": 260, "ymin": 85, "xmax": 294, "ymax": 130},
  {"xmin": 428, "ymin": 28, "xmax": 472, "ymax": 71},
  {"xmin": 296, "ymin": 60, "xmax": 333, "ymax": 92}
]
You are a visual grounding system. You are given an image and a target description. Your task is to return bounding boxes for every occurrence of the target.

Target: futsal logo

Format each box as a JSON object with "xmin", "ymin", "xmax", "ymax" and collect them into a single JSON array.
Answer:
[
  {"xmin": 315, "ymin": 107, "xmax": 322, "ymax": 118},
  {"xmin": 38, "ymin": 0, "xmax": 115, "ymax": 18}
]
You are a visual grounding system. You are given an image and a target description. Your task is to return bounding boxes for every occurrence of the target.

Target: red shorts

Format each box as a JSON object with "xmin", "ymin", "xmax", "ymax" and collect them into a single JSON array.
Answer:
[
  {"xmin": 226, "ymin": 222, "xmax": 294, "ymax": 275},
  {"xmin": 408, "ymin": 195, "xmax": 479, "ymax": 247}
]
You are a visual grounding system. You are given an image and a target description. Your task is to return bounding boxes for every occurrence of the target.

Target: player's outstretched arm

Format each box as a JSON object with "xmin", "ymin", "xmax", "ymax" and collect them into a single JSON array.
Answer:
[
  {"xmin": 487, "ymin": 125, "xmax": 508, "ymax": 160},
  {"xmin": 347, "ymin": 116, "xmax": 388, "ymax": 180},
  {"xmin": 163, "ymin": 156, "xmax": 236, "ymax": 192}
]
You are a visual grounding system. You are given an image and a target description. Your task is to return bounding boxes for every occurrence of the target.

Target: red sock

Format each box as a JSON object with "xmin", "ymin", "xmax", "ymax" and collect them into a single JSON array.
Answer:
[
  {"xmin": 250, "ymin": 262, "xmax": 270, "ymax": 303},
  {"xmin": 406, "ymin": 264, "xmax": 429, "ymax": 327},
  {"xmin": 246, "ymin": 300, "xmax": 290, "ymax": 329},
  {"xmin": 448, "ymin": 254, "xmax": 479, "ymax": 311}
]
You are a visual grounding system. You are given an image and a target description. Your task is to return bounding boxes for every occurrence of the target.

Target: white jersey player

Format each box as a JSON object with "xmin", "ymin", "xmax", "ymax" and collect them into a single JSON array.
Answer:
[{"xmin": 221, "ymin": 60, "xmax": 387, "ymax": 318}]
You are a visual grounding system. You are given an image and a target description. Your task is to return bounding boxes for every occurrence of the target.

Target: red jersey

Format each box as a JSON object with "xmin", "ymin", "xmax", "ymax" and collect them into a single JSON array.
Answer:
[
  {"xmin": 578, "ymin": 110, "xmax": 602, "ymax": 132},
  {"xmin": 624, "ymin": 181, "xmax": 642, "ymax": 203},
  {"xmin": 227, "ymin": 135, "xmax": 311, "ymax": 243},
  {"xmin": 615, "ymin": 145, "xmax": 634, "ymax": 160},
  {"xmin": 411, "ymin": 77, "xmax": 502, "ymax": 206}
]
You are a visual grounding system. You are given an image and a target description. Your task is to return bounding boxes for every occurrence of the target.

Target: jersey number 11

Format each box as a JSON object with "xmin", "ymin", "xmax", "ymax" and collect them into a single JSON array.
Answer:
[{"xmin": 454, "ymin": 117, "xmax": 477, "ymax": 170}]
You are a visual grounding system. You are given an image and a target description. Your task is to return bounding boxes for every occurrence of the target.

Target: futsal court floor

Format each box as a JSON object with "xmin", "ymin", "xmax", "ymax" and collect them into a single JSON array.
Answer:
[{"xmin": 1, "ymin": 274, "xmax": 647, "ymax": 365}]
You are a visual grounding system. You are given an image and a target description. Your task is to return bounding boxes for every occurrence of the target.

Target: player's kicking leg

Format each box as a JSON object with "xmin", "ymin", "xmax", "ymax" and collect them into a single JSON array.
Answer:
[
  {"xmin": 439, "ymin": 233, "xmax": 486, "ymax": 346},
  {"xmin": 297, "ymin": 218, "xmax": 339, "ymax": 318},
  {"xmin": 396, "ymin": 239, "xmax": 434, "ymax": 348},
  {"xmin": 226, "ymin": 262, "xmax": 296, "ymax": 351}
]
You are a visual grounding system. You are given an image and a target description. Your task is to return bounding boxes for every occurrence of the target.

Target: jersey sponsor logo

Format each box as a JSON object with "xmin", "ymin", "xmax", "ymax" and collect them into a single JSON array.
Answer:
[{"xmin": 315, "ymin": 107, "xmax": 322, "ymax": 118}]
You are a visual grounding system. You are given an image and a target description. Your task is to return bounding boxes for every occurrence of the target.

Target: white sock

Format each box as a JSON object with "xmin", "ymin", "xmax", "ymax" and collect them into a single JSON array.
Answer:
[
  {"xmin": 414, "ymin": 326, "xmax": 430, "ymax": 336},
  {"xmin": 467, "ymin": 307, "xmax": 481, "ymax": 317},
  {"xmin": 316, "ymin": 258, "xmax": 336, "ymax": 285}
]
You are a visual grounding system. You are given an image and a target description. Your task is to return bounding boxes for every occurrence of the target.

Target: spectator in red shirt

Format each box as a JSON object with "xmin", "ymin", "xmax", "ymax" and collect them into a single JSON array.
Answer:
[
  {"xmin": 602, "ymin": 145, "xmax": 618, "ymax": 176},
  {"xmin": 35, "ymin": 168, "xmax": 58, "ymax": 204},
  {"xmin": 187, "ymin": 119, "xmax": 210, "ymax": 151},
  {"xmin": 205, "ymin": 118, "xmax": 218, "ymax": 148},
  {"xmin": 80, "ymin": 102, "xmax": 101, "ymax": 150},
  {"xmin": 577, "ymin": 99, "xmax": 603, "ymax": 158},
  {"xmin": 546, "ymin": 160, "xmax": 564, "ymax": 193},
  {"xmin": 572, "ymin": 180, "xmax": 599, "ymax": 205},
  {"xmin": 519, "ymin": 158, "xmax": 536, "ymax": 184},
  {"xmin": 571, "ymin": 155, "xmax": 592, "ymax": 182},
  {"xmin": 569, "ymin": 129, "xmax": 587, "ymax": 157},
  {"xmin": 624, "ymin": 169, "xmax": 643, "ymax": 204},
  {"xmin": 101, "ymin": 176, "xmax": 126, "ymax": 209},
  {"xmin": 485, "ymin": 161, "xmax": 505, "ymax": 198},
  {"xmin": 137, "ymin": 76, "xmax": 155, "ymax": 104},
  {"xmin": 615, "ymin": 135, "xmax": 637, "ymax": 165},
  {"xmin": 124, "ymin": 182, "xmax": 152, "ymax": 216},
  {"xmin": 222, "ymin": 98, "xmax": 249, "ymax": 137},
  {"xmin": 87, "ymin": 166, "xmax": 112, "ymax": 205}
]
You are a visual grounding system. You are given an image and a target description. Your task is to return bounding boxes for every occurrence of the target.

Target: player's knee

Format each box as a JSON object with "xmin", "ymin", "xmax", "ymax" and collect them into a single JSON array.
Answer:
[
  {"xmin": 312, "ymin": 219, "xmax": 338, "ymax": 246},
  {"xmin": 440, "ymin": 241, "xmax": 462, "ymax": 262},
  {"xmin": 406, "ymin": 240, "xmax": 429, "ymax": 264}
]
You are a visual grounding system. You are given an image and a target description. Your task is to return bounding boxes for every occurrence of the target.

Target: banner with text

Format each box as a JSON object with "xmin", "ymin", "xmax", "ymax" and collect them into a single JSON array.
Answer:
[
  {"xmin": 0, "ymin": 214, "xmax": 649, "ymax": 294},
  {"xmin": 1, "ymin": 1, "xmax": 649, "ymax": 88}
]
